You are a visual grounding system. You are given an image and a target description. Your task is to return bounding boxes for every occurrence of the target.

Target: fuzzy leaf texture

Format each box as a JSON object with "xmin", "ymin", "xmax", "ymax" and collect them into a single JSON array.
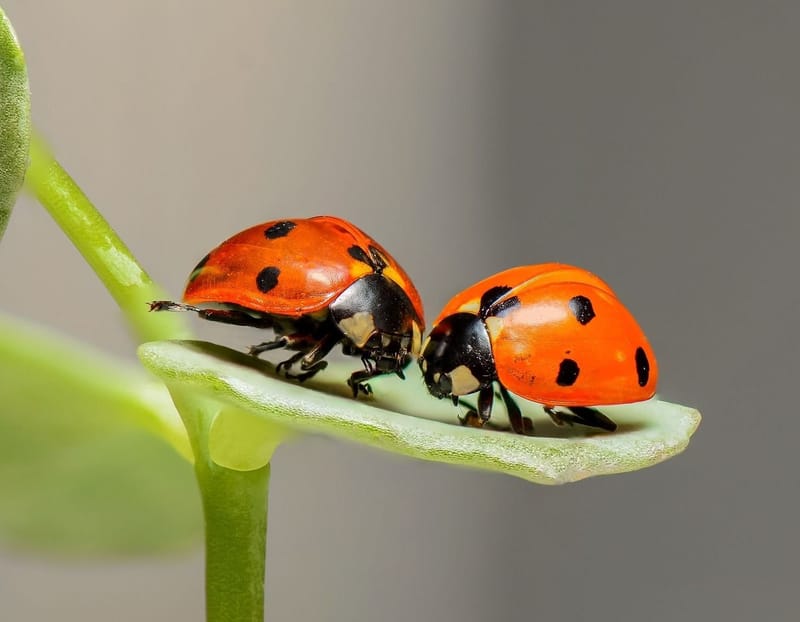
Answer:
[
  {"xmin": 139, "ymin": 340, "xmax": 701, "ymax": 484},
  {"xmin": 0, "ymin": 8, "xmax": 30, "ymax": 240}
]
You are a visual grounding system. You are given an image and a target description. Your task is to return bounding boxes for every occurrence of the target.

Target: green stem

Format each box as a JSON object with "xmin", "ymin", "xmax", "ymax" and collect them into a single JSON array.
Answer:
[
  {"xmin": 27, "ymin": 128, "xmax": 276, "ymax": 621},
  {"xmin": 198, "ymin": 460, "xmax": 269, "ymax": 622},
  {"xmin": 24, "ymin": 133, "xmax": 190, "ymax": 343},
  {"xmin": 175, "ymin": 390, "xmax": 270, "ymax": 622}
]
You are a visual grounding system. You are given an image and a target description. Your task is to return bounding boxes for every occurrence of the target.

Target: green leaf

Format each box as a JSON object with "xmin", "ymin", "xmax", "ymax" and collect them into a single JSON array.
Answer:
[
  {"xmin": 139, "ymin": 340, "xmax": 701, "ymax": 485},
  {"xmin": 0, "ymin": 314, "xmax": 199, "ymax": 555},
  {"xmin": 0, "ymin": 8, "xmax": 31, "ymax": 240}
]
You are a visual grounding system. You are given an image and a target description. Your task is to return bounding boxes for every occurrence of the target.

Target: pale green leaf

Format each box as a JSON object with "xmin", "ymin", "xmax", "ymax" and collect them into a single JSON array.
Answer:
[{"xmin": 139, "ymin": 340, "xmax": 701, "ymax": 485}]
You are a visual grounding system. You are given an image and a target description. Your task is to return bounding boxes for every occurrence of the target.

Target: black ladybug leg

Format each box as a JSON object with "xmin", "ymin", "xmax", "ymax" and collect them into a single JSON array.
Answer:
[
  {"xmin": 347, "ymin": 359, "xmax": 383, "ymax": 397},
  {"xmin": 249, "ymin": 336, "xmax": 289, "ymax": 356},
  {"xmin": 566, "ymin": 406, "xmax": 617, "ymax": 432},
  {"xmin": 544, "ymin": 406, "xmax": 617, "ymax": 432},
  {"xmin": 544, "ymin": 406, "xmax": 570, "ymax": 426},
  {"xmin": 149, "ymin": 301, "xmax": 273, "ymax": 328},
  {"xmin": 149, "ymin": 301, "xmax": 200, "ymax": 313},
  {"xmin": 276, "ymin": 351, "xmax": 306, "ymax": 376},
  {"xmin": 291, "ymin": 333, "xmax": 341, "ymax": 382},
  {"xmin": 477, "ymin": 385, "xmax": 494, "ymax": 425},
  {"xmin": 347, "ymin": 370, "xmax": 374, "ymax": 397},
  {"xmin": 498, "ymin": 384, "xmax": 534, "ymax": 435},
  {"xmin": 459, "ymin": 385, "xmax": 494, "ymax": 428},
  {"xmin": 347, "ymin": 355, "xmax": 387, "ymax": 397},
  {"xmin": 274, "ymin": 335, "xmax": 338, "ymax": 383}
]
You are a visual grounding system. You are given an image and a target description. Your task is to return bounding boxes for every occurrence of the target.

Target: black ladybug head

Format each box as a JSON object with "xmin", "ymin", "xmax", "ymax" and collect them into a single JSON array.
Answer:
[
  {"xmin": 418, "ymin": 313, "xmax": 495, "ymax": 399},
  {"xmin": 330, "ymin": 274, "xmax": 423, "ymax": 373}
]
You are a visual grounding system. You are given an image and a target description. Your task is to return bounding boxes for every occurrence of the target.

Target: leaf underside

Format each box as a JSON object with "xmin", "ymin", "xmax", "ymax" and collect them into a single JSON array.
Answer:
[{"xmin": 139, "ymin": 340, "xmax": 701, "ymax": 485}]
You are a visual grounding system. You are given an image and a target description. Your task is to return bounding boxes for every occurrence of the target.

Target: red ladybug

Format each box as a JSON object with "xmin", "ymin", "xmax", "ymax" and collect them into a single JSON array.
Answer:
[
  {"xmin": 151, "ymin": 216, "xmax": 424, "ymax": 395},
  {"xmin": 418, "ymin": 264, "xmax": 657, "ymax": 434}
]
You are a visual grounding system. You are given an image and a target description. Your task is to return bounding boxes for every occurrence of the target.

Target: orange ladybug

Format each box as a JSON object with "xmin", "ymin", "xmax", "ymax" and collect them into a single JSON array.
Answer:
[
  {"xmin": 151, "ymin": 216, "xmax": 424, "ymax": 396},
  {"xmin": 418, "ymin": 264, "xmax": 657, "ymax": 434}
]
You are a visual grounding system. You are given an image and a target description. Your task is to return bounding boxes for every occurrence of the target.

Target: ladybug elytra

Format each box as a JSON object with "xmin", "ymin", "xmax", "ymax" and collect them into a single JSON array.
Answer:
[
  {"xmin": 151, "ymin": 216, "xmax": 424, "ymax": 395},
  {"xmin": 419, "ymin": 264, "xmax": 657, "ymax": 434}
]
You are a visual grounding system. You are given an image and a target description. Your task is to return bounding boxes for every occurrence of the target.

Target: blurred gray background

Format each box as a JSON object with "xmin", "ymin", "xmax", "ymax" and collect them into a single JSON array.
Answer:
[{"xmin": 1, "ymin": 1, "xmax": 798, "ymax": 620}]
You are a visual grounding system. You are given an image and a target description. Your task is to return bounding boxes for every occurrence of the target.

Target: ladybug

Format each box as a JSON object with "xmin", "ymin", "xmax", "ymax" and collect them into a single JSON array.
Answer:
[
  {"xmin": 418, "ymin": 263, "xmax": 657, "ymax": 434},
  {"xmin": 151, "ymin": 216, "xmax": 424, "ymax": 396}
]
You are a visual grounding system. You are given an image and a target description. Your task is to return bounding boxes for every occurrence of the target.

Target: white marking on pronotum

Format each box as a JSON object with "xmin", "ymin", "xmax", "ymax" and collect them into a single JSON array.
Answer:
[
  {"xmin": 411, "ymin": 322, "xmax": 422, "ymax": 356},
  {"xmin": 338, "ymin": 311, "xmax": 376, "ymax": 347},
  {"xmin": 484, "ymin": 316, "xmax": 504, "ymax": 340},
  {"xmin": 458, "ymin": 300, "xmax": 481, "ymax": 315},
  {"xmin": 449, "ymin": 365, "xmax": 481, "ymax": 395}
]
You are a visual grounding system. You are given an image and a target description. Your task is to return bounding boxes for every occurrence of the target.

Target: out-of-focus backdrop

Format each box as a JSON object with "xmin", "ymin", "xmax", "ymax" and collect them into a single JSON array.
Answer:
[{"xmin": 1, "ymin": 2, "xmax": 797, "ymax": 620}]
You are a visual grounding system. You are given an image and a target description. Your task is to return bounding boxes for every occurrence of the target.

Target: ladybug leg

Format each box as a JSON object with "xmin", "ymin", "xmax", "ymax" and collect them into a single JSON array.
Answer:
[
  {"xmin": 251, "ymin": 326, "xmax": 324, "ymax": 357},
  {"xmin": 276, "ymin": 351, "xmax": 307, "ymax": 376},
  {"xmin": 249, "ymin": 336, "xmax": 289, "ymax": 356},
  {"xmin": 150, "ymin": 301, "xmax": 272, "ymax": 328},
  {"xmin": 274, "ymin": 333, "xmax": 341, "ymax": 383},
  {"xmin": 544, "ymin": 406, "xmax": 571, "ymax": 426},
  {"xmin": 149, "ymin": 301, "xmax": 200, "ymax": 313},
  {"xmin": 459, "ymin": 385, "xmax": 494, "ymax": 428},
  {"xmin": 347, "ymin": 363, "xmax": 375, "ymax": 397},
  {"xmin": 565, "ymin": 406, "xmax": 617, "ymax": 432},
  {"xmin": 251, "ymin": 332, "xmax": 314, "ymax": 357},
  {"xmin": 498, "ymin": 385, "xmax": 534, "ymax": 435},
  {"xmin": 544, "ymin": 406, "xmax": 617, "ymax": 432},
  {"xmin": 543, "ymin": 406, "xmax": 575, "ymax": 426},
  {"xmin": 293, "ymin": 333, "xmax": 341, "ymax": 381}
]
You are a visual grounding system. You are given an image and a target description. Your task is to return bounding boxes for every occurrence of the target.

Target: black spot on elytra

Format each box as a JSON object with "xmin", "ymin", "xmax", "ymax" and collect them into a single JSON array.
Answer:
[
  {"xmin": 264, "ymin": 221, "xmax": 296, "ymax": 239},
  {"xmin": 348, "ymin": 245, "xmax": 373, "ymax": 266},
  {"xmin": 480, "ymin": 286, "xmax": 511, "ymax": 315},
  {"xmin": 188, "ymin": 253, "xmax": 210, "ymax": 281},
  {"xmin": 480, "ymin": 286, "xmax": 521, "ymax": 318},
  {"xmin": 569, "ymin": 295, "xmax": 595, "ymax": 325},
  {"xmin": 256, "ymin": 266, "xmax": 280, "ymax": 293},
  {"xmin": 490, "ymin": 296, "xmax": 521, "ymax": 317},
  {"xmin": 347, "ymin": 244, "xmax": 386, "ymax": 274},
  {"xmin": 556, "ymin": 358, "xmax": 580, "ymax": 386},
  {"xmin": 635, "ymin": 347, "xmax": 650, "ymax": 386}
]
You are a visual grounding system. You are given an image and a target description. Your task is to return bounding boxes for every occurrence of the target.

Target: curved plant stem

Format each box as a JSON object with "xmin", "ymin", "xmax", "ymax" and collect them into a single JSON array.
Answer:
[
  {"xmin": 24, "ymin": 133, "xmax": 190, "ymax": 343},
  {"xmin": 26, "ymin": 129, "xmax": 275, "ymax": 621}
]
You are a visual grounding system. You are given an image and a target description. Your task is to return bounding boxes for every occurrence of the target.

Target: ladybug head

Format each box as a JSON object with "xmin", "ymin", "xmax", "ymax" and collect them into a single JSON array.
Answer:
[
  {"xmin": 419, "ymin": 313, "xmax": 495, "ymax": 399},
  {"xmin": 330, "ymin": 274, "xmax": 423, "ymax": 373}
]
